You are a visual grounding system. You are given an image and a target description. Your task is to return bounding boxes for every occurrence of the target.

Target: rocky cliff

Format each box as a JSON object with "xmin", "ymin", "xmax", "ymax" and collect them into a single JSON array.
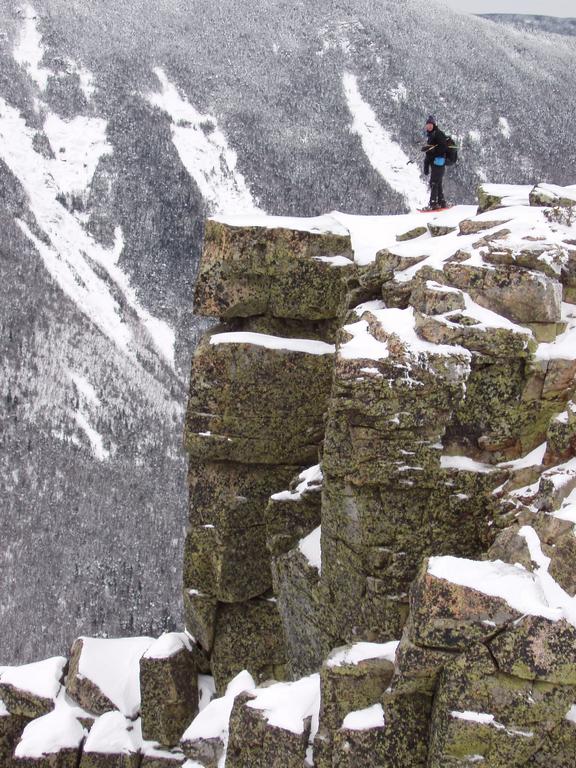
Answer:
[{"xmin": 2, "ymin": 183, "xmax": 576, "ymax": 766}]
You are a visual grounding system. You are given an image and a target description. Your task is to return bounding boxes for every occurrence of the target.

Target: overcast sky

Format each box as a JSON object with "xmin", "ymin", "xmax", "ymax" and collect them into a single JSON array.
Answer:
[{"xmin": 444, "ymin": 0, "xmax": 573, "ymax": 15}]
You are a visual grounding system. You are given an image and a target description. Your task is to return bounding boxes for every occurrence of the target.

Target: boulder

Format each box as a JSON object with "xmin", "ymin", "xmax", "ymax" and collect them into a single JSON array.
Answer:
[
  {"xmin": 428, "ymin": 644, "xmax": 575, "ymax": 768},
  {"xmin": 194, "ymin": 220, "xmax": 354, "ymax": 321},
  {"xmin": 489, "ymin": 616, "xmax": 576, "ymax": 684},
  {"xmin": 459, "ymin": 218, "xmax": 510, "ymax": 235},
  {"xmin": 67, "ymin": 637, "xmax": 153, "ymax": 718},
  {"xmin": 226, "ymin": 677, "xmax": 318, "ymax": 768},
  {"xmin": 0, "ymin": 658, "xmax": 66, "ymax": 720},
  {"xmin": 271, "ymin": 542, "xmax": 328, "ymax": 678},
  {"xmin": 140, "ymin": 634, "xmax": 198, "ymax": 747},
  {"xmin": 184, "ymin": 332, "xmax": 334, "ymax": 465},
  {"xmin": 407, "ymin": 560, "xmax": 522, "ymax": 651},
  {"xmin": 183, "ymin": 590, "xmax": 218, "ymax": 653},
  {"xmin": 396, "ymin": 226, "xmax": 427, "ymax": 242},
  {"xmin": 1, "ymin": 703, "xmax": 30, "ymax": 766},
  {"xmin": 210, "ymin": 598, "xmax": 286, "ymax": 693},
  {"xmin": 444, "ymin": 263, "xmax": 562, "ymax": 325},
  {"xmin": 529, "ymin": 183, "xmax": 576, "ymax": 209}
]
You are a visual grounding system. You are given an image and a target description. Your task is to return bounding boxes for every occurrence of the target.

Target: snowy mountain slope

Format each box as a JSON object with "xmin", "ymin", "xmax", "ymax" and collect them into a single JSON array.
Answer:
[
  {"xmin": 2, "ymin": 0, "xmax": 576, "ymax": 663},
  {"xmin": 482, "ymin": 14, "xmax": 576, "ymax": 38}
]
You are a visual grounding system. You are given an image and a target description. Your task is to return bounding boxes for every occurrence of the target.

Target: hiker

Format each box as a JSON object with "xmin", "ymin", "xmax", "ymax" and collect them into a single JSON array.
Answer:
[{"xmin": 422, "ymin": 115, "xmax": 449, "ymax": 210}]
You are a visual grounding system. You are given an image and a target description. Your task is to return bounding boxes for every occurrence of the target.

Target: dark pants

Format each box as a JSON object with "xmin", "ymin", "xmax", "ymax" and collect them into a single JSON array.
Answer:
[{"xmin": 429, "ymin": 165, "xmax": 446, "ymax": 206}]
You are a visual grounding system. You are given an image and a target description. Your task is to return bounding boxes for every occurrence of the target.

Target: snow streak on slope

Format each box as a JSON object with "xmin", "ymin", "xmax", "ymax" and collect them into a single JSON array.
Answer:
[
  {"xmin": 13, "ymin": 4, "xmax": 49, "ymax": 91},
  {"xmin": 148, "ymin": 69, "xmax": 263, "ymax": 216},
  {"xmin": 342, "ymin": 73, "xmax": 428, "ymax": 211},
  {"xmin": 43, "ymin": 114, "xmax": 111, "ymax": 201},
  {"xmin": 0, "ymin": 98, "xmax": 176, "ymax": 367}
]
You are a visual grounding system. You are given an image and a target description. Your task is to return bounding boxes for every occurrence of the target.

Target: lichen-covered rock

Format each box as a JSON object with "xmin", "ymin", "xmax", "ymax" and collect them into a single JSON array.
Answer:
[
  {"xmin": 314, "ymin": 642, "xmax": 396, "ymax": 766},
  {"xmin": 414, "ymin": 309, "xmax": 533, "ymax": 357},
  {"xmin": 183, "ymin": 462, "xmax": 309, "ymax": 604},
  {"xmin": 210, "ymin": 598, "xmax": 286, "ymax": 693},
  {"xmin": 407, "ymin": 560, "xmax": 522, "ymax": 650},
  {"xmin": 183, "ymin": 590, "xmax": 218, "ymax": 653},
  {"xmin": 67, "ymin": 637, "xmax": 153, "ymax": 718},
  {"xmin": 525, "ymin": 715, "xmax": 576, "ymax": 767},
  {"xmin": 529, "ymin": 183, "xmax": 576, "ymax": 209},
  {"xmin": 194, "ymin": 220, "xmax": 354, "ymax": 321},
  {"xmin": 410, "ymin": 281, "xmax": 465, "ymax": 316},
  {"xmin": 265, "ymin": 465, "xmax": 323, "ymax": 557},
  {"xmin": 319, "ymin": 643, "xmax": 396, "ymax": 732},
  {"xmin": 396, "ymin": 226, "xmax": 427, "ymax": 242},
  {"xmin": 14, "ymin": 750, "xmax": 80, "ymax": 767},
  {"xmin": 180, "ymin": 670, "xmax": 255, "ymax": 768},
  {"xmin": 183, "ymin": 521, "xmax": 272, "ymax": 603},
  {"xmin": 0, "ymin": 659, "xmax": 66, "ymax": 720},
  {"xmin": 489, "ymin": 616, "xmax": 576, "ymax": 684},
  {"xmin": 391, "ymin": 633, "xmax": 458, "ymax": 696},
  {"xmin": 428, "ymin": 643, "xmax": 575, "ymax": 768},
  {"xmin": 375, "ymin": 690, "xmax": 432, "ymax": 767},
  {"xmin": 459, "ymin": 218, "xmax": 511, "ymax": 235},
  {"xmin": 184, "ymin": 332, "xmax": 334, "ymax": 465},
  {"xmin": 1, "ymin": 704, "xmax": 30, "ymax": 766},
  {"xmin": 428, "ymin": 221, "xmax": 457, "ymax": 237},
  {"xmin": 330, "ymin": 717, "xmax": 386, "ymax": 768},
  {"xmin": 140, "ymin": 747, "xmax": 185, "ymax": 767},
  {"xmin": 271, "ymin": 543, "xmax": 328, "ymax": 678},
  {"xmin": 140, "ymin": 634, "xmax": 198, "ymax": 747},
  {"xmin": 444, "ymin": 262, "xmax": 562, "ymax": 325},
  {"xmin": 226, "ymin": 678, "xmax": 317, "ymax": 768}
]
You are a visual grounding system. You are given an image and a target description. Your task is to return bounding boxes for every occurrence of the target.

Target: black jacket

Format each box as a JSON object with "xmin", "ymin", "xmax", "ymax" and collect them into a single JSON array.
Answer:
[{"xmin": 422, "ymin": 127, "xmax": 448, "ymax": 174}]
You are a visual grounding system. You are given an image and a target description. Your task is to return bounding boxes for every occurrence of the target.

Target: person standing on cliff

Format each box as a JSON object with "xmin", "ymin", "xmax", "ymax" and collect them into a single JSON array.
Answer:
[{"xmin": 422, "ymin": 115, "xmax": 449, "ymax": 210}]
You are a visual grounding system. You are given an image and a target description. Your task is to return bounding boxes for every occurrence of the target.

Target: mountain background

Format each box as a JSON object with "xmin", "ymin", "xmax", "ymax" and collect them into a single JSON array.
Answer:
[{"xmin": 1, "ymin": 0, "xmax": 575, "ymax": 664}]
